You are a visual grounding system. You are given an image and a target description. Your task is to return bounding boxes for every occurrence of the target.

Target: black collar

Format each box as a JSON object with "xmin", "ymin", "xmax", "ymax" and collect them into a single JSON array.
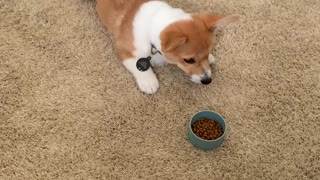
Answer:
[{"xmin": 151, "ymin": 44, "xmax": 162, "ymax": 55}]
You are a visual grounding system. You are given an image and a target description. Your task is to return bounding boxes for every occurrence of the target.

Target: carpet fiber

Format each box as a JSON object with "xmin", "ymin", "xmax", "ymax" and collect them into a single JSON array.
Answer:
[{"xmin": 1, "ymin": 0, "xmax": 319, "ymax": 179}]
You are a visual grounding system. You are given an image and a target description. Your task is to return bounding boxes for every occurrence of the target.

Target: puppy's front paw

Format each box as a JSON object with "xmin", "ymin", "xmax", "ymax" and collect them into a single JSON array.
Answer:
[
  {"xmin": 150, "ymin": 53, "xmax": 168, "ymax": 67},
  {"xmin": 136, "ymin": 74, "xmax": 159, "ymax": 94},
  {"xmin": 209, "ymin": 54, "xmax": 216, "ymax": 65}
]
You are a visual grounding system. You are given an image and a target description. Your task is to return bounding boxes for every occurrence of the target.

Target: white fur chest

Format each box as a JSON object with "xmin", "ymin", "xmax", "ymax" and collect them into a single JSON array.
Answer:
[{"xmin": 132, "ymin": 1, "xmax": 191, "ymax": 58}]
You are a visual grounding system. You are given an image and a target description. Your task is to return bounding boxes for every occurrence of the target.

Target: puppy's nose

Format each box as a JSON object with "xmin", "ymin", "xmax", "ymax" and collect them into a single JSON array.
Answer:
[{"xmin": 201, "ymin": 77, "xmax": 212, "ymax": 85}]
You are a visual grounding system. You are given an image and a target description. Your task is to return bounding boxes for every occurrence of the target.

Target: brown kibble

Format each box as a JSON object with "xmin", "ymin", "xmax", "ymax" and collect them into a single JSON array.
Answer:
[{"xmin": 191, "ymin": 117, "xmax": 223, "ymax": 140}]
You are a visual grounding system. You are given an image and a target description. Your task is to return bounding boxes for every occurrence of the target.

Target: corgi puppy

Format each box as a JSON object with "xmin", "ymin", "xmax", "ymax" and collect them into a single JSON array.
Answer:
[{"xmin": 96, "ymin": 0, "xmax": 239, "ymax": 94}]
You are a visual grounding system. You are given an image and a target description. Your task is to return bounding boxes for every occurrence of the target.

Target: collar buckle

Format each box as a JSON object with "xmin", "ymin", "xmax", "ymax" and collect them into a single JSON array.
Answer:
[{"xmin": 151, "ymin": 44, "xmax": 162, "ymax": 55}]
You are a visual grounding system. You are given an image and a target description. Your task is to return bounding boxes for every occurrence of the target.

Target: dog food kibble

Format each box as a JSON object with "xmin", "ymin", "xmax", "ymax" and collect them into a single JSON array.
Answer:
[{"xmin": 191, "ymin": 118, "xmax": 223, "ymax": 140}]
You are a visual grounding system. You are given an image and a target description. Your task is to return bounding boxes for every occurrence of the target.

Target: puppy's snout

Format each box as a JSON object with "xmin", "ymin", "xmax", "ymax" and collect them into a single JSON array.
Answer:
[
  {"xmin": 201, "ymin": 77, "xmax": 212, "ymax": 85},
  {"xmin": 200, "ymin": 70, "xmax": 212, "ymax": 85},
  {"xmin": 190, "ymin": 69, "xmax": 212, "ymax": 84}
]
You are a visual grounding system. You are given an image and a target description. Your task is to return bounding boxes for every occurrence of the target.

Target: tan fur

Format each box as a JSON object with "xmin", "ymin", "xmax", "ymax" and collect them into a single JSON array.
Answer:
[
  {"xmin": 160, "ymin": 15, "xmax": 238, "ymax": 76},
  {"xmin": 96, "ymin": 0, "xmax": 151, "ymax": 60},
  {"xmin": 160, "ymin": 17, "xmax": 211, "ymax": 75}
]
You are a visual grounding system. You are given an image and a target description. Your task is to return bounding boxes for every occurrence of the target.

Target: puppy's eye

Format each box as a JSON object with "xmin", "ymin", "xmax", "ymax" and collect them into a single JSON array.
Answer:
[{"xmin": 184, "ymin": 58, "xmax": 195, "ymax": 64}]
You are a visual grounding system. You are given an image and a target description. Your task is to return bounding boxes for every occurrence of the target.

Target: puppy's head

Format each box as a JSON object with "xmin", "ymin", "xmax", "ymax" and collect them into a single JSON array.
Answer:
[{"xmin": 160, "ymin": 14, "xmax": 239, "ymax": 84}]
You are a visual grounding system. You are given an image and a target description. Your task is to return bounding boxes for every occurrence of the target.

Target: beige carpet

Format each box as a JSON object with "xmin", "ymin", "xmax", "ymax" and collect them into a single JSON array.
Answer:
[{"xmin": 1, "ymin": 0, "xmax": 320, "ymax": 179}]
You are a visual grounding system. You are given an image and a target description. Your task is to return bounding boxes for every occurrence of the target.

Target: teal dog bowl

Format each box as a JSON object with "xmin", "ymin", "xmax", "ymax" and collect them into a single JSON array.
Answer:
[{"xmin": 188, "ymin": 111, "xmax": 227, "ymax": 150}]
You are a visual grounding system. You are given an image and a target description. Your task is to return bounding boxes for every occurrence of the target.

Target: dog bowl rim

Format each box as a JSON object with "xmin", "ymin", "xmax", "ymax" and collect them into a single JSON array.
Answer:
[{"xmin": 189, "ymin": 110, "xmax": 227, "ymax": 142}]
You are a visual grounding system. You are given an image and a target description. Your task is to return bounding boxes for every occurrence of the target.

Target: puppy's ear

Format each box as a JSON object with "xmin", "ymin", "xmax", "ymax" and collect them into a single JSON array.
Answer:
[
  {"xmin": 161, "ymin": 31, "xmax": 188, "ymax": 52},
  {"xmin": 197, "ymin": 14, "xmax": 239, "ymax": 32}
]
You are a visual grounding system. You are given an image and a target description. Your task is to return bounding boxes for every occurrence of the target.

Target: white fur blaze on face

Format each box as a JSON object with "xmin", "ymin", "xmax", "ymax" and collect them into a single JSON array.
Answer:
[
  {"xmin": 123, "ymin": 58, "xmax": 159, "ymax": 94},
  {"xmin": 206, "ymin": 68, "xmax": 212, "ymax": 77},
  {"xmin": 208, "ymin": 54, "xmax": 216, "ymax": 65}
]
